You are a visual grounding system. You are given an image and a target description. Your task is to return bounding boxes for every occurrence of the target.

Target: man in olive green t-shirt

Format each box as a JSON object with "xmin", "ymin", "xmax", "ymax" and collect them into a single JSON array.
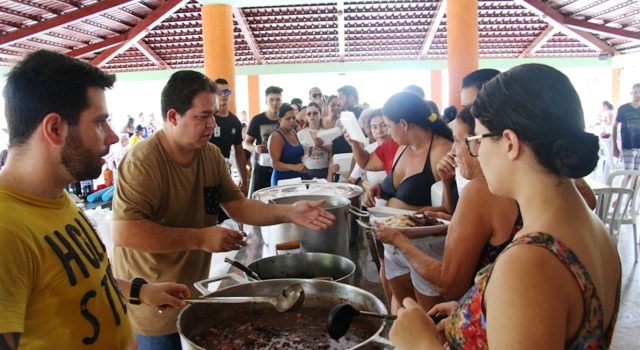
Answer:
[{"xmin": 111, "ymin": 70, "xmax": 335, "ymax": 349}]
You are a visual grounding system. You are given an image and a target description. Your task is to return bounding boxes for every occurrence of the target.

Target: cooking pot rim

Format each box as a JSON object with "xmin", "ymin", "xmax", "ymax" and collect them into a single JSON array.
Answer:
[{"xmin": 177, "ymin": 278, "xmax": 388, "ymax": 350}]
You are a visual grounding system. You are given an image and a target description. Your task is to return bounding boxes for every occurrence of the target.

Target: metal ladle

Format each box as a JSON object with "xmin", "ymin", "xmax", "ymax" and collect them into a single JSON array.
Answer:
[
  {"xmin": 183, "ymin": 283, "xmax": 305, "ymax": 312},
  {"xmin": 326, "ymin": 303, "xmax": 396, "ymax": 340}
]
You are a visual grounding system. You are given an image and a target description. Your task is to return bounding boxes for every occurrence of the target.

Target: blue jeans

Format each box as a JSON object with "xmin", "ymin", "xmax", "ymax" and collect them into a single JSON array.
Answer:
[{"xmin": 135, "ymin": 333, "xmax": 182, "ymax": 350}]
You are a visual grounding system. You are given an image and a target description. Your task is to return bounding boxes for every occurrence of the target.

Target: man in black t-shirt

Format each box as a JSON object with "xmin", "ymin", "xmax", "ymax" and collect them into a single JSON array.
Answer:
[
  {"xmin": 613, "ymin": 83, "xmax": 640, "ymax": 169},
  {"xmin": 244, "ymin": 86, "xmax": 282, "ymax": 196},
  {"xmin": 209, "ymin": 78, "xmax": 248, "ymax": 196}
]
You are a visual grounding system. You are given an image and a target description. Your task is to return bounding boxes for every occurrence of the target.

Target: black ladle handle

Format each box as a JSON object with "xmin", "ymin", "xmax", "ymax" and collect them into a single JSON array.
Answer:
[{"xmin": 224, "ymin": 258, "xmax": 261, "ymax": 281}]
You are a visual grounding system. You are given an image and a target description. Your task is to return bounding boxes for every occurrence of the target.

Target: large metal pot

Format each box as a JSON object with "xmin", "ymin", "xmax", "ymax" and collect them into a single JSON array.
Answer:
[
  {"xmin": 265, "ymin": 195, "xmax": 367, "ymax": 257},
  {"xmin": 253, "ymin": 182, "xmax": 365, "ymax": 246},
  {"xmin": 244, "ymin": 253, "xmax": 356, "ymax": 284},
  {"xmin": 178, "ymin": 278, "xmax": 392, "ymax": 349}
]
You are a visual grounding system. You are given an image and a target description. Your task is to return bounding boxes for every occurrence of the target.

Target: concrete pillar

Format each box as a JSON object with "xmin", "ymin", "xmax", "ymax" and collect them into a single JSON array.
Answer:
[
  {"xmin": 202, "ymin": 4, "xmax": 237, "ymax": 112},
  {"xmin": 447, "ymin": 0, "xmax": 479, "ymax": 108},
  {"xmin": 430, "ymin": 70, "xmax": 443, "ymax": 110},
  {"xmin": 612, "ymin": 68, "xmax": 621, "ymax": 107},
  {"xmin": 248, "ymin": 75, "xmax": 260, "ymax": 119}
]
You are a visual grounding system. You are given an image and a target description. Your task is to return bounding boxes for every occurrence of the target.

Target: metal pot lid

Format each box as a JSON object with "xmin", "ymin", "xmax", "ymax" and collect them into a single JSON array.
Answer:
[{"xmin": 252, "ymin": 182, "xmax": 362, "ymax": 203}]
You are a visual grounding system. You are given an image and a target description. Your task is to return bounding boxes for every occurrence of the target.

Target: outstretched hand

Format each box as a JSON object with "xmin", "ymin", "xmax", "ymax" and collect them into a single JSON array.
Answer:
[{"xmin": 286, "ymin": 199, "xmax": 336, "ymax": 230}]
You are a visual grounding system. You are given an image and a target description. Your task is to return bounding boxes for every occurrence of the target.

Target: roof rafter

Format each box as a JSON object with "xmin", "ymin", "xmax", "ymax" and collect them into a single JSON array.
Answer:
[
  {"xmin": 91, "ymin": 0, "xmax": 189, "ymax": 67},
  {"xmin": 418, "ymin": 0, "xmax": 446, "ymax": 59},
  {"xmin": 232, "ymin": 7, "xmax": 264, "ymax": 64},
  {"xmin": 135, "ymin": 40, "xmax": 170, "ymax": 69},
  {"xmin": 0, "ymin": 0, "xmax": 139, "ymax": 49},
  {"xmin": 565, "ymin": 17, "xmax": 640, "ymax": 40},
  {"xmin": 516, "ymin": 0, "xmax": 615, "ymax": 55},
  {"xmin": 518, "ymin": 25, "xmax": 558, "ymax": 57},
  {"xmin": 67, "ymin": 34, "xmax": 126, "ymax": 58}
]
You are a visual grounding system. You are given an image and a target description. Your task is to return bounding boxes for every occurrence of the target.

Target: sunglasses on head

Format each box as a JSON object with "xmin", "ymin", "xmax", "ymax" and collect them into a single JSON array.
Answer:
[
  {"xmin": 216, "ymin": 89, "xmax": 232, "ymax": 96},
  {"xmin": 312, "ymin": 93, "xmax": 323, "ymax": 98}
]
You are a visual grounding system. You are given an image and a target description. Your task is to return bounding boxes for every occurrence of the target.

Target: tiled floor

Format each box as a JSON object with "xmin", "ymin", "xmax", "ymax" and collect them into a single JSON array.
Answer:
[{"xmin": 610, "ymin": 224, "xmax": 639, "ymax": 349}]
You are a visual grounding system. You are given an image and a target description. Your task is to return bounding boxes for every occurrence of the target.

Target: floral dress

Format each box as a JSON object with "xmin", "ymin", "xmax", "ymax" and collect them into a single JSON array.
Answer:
[{"xmin": 443, "ymin": 232, "xmax": 620, "ymax": 350}]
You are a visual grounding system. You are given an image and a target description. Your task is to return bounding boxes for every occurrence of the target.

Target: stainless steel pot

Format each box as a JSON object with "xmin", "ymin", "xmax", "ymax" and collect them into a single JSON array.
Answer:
[
  {"xmin": 266, "ymin": 195, "xmax": 368, "ymax": 257},
  {"xmin": 244, "ymin": 253, "xmax": 356, "ymax": 284},
  {"xmin": 253, "ymin": 182, "xmax": 366, "ymax": 245},
  {"xmin": 178, "ymin": 277, "xmax": 392, "ymax": 349}
]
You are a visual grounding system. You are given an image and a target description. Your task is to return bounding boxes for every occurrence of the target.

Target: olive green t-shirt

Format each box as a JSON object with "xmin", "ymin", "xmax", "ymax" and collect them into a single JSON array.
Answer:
[{"xmin": 112, "ymin": 131, "xmax": 244, "ymax": 336}]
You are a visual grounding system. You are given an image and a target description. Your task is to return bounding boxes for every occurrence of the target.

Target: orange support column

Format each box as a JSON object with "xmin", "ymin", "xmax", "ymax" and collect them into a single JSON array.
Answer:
[
  {"xmin": 447, "ymin": 0, "xmax": 479, "ymax": 108},
  {"xmin": 430, "ymin": 70, "xmax": 443, "ymax": 110},
  {"xmin": 612, "ymin": 68, "xmax": 621, "ymax": 107},
  {"xmin": 202, "ymin": 4, "xmax": 237, "ymax": 112},
  {"xmin": 248, "ymin": 75, "xmax": 260, "ymax": 119}
]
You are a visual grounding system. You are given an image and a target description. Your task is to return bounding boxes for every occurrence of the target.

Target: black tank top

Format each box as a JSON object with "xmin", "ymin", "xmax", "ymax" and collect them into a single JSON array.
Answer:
[{"xmin": 380, "ymin": 136, "xmax": 436, "ymax": 207}]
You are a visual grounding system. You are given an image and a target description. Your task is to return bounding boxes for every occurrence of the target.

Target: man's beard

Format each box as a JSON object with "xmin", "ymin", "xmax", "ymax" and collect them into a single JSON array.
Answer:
[{"xmin": 61, "ymin": 127, "xmax": 103, "ymax": 181}]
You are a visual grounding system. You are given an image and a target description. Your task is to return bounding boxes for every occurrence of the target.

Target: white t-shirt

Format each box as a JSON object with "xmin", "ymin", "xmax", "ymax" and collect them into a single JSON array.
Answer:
[
  {"xmin": 349, "ymin": 141, "xmax": 387, "ymax": 185},
  {"xmin": 298, "ymin": 128, "xmax": 330, "ymax": 170}
]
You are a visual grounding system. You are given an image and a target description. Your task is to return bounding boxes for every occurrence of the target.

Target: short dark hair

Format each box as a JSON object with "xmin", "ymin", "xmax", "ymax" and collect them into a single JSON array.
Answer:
[
  {"xmin": 457, "ymin": 107, "xmax": 475, "ymax": 131},
  {"xmin": 383, "ymin": 92, "xmax": 453, "ymax": 141},
  {"xmin": 161, "ymin": 70, "xmax": 216, "ymax": 121},
  {"xmin": 291, "ymin": 98, "xmax": 303, "ymax": 105},
  {"xmin": 404, "ymin": 84, "xmax": 425, "ymax": 99},
  {"xmin": 443, "ymin": 106, "xmax": 458, "ymax": 123},
  {"xmin": 214, "ymin": 78, "xmax": 229, "ymax": 85},
  {"xmin": 265, "ymin": 86, "xmax": 283, "ymax": 97},
  {"xmin": 472, "ymin": 64, "xmax": 598, "ymax": 178},
  {"xmin": 462, "ymin": 69, "xmax": 501, "ymax": 89},
  {"xmin": 278, "ymin": 103, "xmax": 294, "ymax": 118},
  {"xmin": 3, "ymin": 50, "xmax": 115, "ymax": 147},
  {"xmin": 338, "ymin": 85, "xmax": 359, "ymax": 102}
]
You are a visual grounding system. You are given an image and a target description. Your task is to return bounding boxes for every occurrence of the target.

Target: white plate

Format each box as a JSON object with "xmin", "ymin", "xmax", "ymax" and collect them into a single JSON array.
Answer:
[{"xmin": 368, "ymin": 207, "xmax": 449, "ymax": 237}]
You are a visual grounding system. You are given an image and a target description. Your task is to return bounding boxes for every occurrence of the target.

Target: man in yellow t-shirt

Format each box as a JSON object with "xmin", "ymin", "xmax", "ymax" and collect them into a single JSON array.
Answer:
[
  {"xmin": 111, "ymin": 70, "xmax": 337, "ymax": 349},
  {"xmin": 0, "ymin": 50, "xmax": 190, "ymax": 349}
]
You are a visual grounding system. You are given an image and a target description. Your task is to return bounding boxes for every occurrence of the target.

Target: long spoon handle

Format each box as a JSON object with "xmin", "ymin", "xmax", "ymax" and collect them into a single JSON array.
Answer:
[
  {"xmin": 358, "ymin": 311, "xmax": 397, "ymax": 320},
  {"xmin": 182, "ymin": 296, "xmax": 274, "ymax": 304}
]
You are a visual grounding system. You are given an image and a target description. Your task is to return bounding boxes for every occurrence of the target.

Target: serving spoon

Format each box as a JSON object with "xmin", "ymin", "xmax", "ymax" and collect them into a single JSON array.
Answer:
[
  {"xmin": 183, "ymin": 283, "xmax": 305, "ymax": 312},
  {"xmin": 326, "ymin": 303, "xmax": 396, "ymax": 340}
]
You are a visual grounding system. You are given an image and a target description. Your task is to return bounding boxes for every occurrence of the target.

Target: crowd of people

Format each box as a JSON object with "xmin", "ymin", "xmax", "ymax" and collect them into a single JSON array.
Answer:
[{"xmin": 0, "ymin": 48, "xmax": 629, "ymax": 350}]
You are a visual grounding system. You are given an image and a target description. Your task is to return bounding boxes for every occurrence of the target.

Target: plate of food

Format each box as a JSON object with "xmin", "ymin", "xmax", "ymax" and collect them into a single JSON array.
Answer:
[{"xmin": 368, "ymin": 207, "xmax": 449, "ymax": 237}]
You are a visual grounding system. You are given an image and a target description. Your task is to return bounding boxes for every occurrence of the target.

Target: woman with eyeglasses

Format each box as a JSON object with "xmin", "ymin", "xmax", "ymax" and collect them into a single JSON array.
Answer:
[
  {"xmin": 297, "ymin": 102, "xmax": 333, "ymax": 180},
  {"xmin": 389, "ymin": 64, "xmax": 621, "ymax": 349}
]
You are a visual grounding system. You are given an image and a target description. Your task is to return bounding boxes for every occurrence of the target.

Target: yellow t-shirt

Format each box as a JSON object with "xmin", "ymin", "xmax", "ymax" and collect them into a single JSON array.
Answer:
[
  {"xmin": 112, "ymin": 130, "xmax": 244, "ymax": 336},
  {"xmin": 0, "ymin": 186, "xmax": 133, "ymax": 349},
  {"xmin": 130, "ymin": 134, "xmax": 141, "ymax": 145}
]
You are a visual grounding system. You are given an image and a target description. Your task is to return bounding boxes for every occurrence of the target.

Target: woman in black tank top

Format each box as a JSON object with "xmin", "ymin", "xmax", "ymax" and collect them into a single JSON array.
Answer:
[{"xmin": 379, "ymin": 92, "xmax": 453, "ymax": 211}]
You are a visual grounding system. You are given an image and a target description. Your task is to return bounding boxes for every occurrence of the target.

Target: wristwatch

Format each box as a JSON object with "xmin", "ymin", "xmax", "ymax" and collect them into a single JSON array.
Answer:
[{"xmin": 129, "ymin": 277, "xmax": 147, "ymax": 305}]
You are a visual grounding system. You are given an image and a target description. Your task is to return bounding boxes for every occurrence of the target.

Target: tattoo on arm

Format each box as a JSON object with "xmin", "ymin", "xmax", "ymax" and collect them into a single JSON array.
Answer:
[{"xmin": 0, "ymin": 333, "xmax": 20, "ymax": 350}]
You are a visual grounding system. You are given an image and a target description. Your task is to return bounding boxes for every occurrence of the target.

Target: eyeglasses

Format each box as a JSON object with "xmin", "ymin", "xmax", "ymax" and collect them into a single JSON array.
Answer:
[
  {"xmin": 311, "ymin": 93, "xmax": 323, "ymax": 98},
  {"xmin": 465, "ymin": 133, "xmax": 497, "ymax": 157},
  {"xmin": 216, "ymin": 89, "xmax": 232, "ymax": 96}
]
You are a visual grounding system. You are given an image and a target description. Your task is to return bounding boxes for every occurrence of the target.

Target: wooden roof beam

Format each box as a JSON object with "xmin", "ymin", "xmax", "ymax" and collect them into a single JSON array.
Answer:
[
  {"xmin": 516, "ymin": 0, "xmax": 616, "ymax": 55},
  {"xmin": 232, "ymin": 7, "xmax": 264, "ymax": 64},
  {"xmin": 418, "ymin": 0, "xmax": 446, "ymax": 59},
  {"xmin": 135, "ymin": 40, "xmax": 170, "ymax": 69},
  {"xmin": 565, "ymin": 17, "xmax": 640, "ymax": 41},
  {"xmin": 518, "ymin": 25, "xmax": 558, "ymax": 58},
  {"xmin": 67, "ymin": 34, "xmax": 126, "ymax": 58},
  {"xmin": 0, "ymin": 0, "xmax": 139, "ymax": 49},
  {"xmin": 91, "ymin": 0, "xmax": 189, "ymax": 67}
]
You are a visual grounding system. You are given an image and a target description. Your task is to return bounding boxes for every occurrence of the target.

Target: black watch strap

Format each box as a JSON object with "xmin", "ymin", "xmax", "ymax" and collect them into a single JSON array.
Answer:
[{"xmin": 129, "ymin": 277, "xmax": 147, "ymax": 305}]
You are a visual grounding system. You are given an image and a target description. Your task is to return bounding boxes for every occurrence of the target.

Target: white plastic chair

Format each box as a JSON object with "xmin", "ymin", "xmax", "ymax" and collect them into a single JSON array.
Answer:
[
  {"xmin": 594, "ymin": 187, "xmax": 635, "ymax": 258},
  {"xmin": 605, "ymin": 169, "xmax": 640, "ymax": 261}
]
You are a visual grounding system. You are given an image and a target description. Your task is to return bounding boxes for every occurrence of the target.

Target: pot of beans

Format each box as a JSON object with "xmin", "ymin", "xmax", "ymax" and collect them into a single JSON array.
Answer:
[{"xmin": 177, "ymin": 277, "xmax": 392, "ymax": 349}]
